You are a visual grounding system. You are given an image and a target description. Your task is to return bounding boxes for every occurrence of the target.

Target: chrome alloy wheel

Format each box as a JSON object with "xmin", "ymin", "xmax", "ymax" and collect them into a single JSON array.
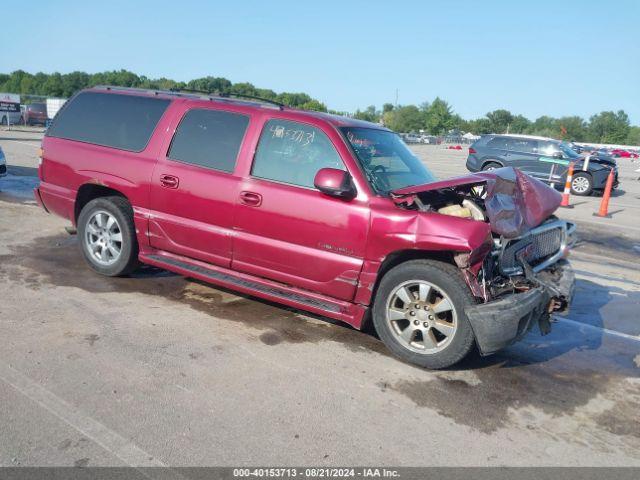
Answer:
[
  {"xmin": 84, "ymin": 210, "xmax": 123, "ymax": 266},
  {"xmin": 386, "ymin": 280, "xmax": 457, "ymax": 354},
  {"xmin": 571, "ymin": 176, "xmax": 590, "ymax": 194}
]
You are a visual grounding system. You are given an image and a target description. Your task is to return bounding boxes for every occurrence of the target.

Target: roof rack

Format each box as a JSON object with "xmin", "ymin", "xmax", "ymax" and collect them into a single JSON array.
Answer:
[
  {"xmin": 93, "ymin": 85, "xmax": 285, "ymax": 110},
  {"xmin": 171, "ymin": 88, "xmax": 286, "ymax": 109}
]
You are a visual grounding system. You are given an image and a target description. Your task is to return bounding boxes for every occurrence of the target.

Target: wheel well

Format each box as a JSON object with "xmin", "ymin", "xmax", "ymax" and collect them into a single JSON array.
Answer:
[
  {"xmin": 481, "ymin": 159, "xmax": 503, "ymax": 169},
  {"xmin": 360, "ymin": 249, "xmax": 457, "ymax": 331},
  {"xmin": 75, "ymin": 184, "xmax": 126, "ymax": 222}
]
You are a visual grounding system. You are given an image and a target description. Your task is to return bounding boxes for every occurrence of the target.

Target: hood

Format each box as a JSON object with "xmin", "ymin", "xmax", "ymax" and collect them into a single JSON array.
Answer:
[{"xmin": 391, "ymin": 167, "xmax": 562, "ymax": 238}]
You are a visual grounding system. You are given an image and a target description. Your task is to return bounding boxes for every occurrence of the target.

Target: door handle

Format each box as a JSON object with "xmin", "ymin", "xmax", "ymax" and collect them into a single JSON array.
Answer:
[
  {"xmin": 239, "ymin": 191, "xmax": 262, "ymax": 207},
  {"xmin": 160, "ymin": 174, "xmax": 179, "ymax": 189}
]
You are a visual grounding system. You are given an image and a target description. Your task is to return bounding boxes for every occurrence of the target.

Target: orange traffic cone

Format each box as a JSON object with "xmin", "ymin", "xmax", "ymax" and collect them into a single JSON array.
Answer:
[
  {"xmin": 594, "ymin": 168, "xmax": 615, "ymax": 218},
  {"xmin": 560, "ymin": 162, "xmax": 575, "ymax": 208}
]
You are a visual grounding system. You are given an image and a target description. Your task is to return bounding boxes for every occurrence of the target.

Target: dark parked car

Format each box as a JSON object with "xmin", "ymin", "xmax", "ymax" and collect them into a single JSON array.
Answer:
[
  {"xmin": 466, "ymin": 134, "xmax": 618, "ymax": 196},
  {"xmin": 24, "ymin": 103, "xmax": 48, "ymax": 125},
  {"xmin": 35, "ymin": 87, "xmax": 575, "ymax": 369}
]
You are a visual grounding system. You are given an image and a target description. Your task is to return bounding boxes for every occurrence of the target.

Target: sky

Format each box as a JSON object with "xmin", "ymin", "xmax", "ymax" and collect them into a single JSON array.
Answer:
[{"xmin": 2, "ymin": 0, "xmax": 639, "ymax": 123}]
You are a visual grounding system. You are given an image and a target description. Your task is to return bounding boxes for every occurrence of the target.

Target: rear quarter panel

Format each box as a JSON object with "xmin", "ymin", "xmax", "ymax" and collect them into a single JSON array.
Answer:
[{"xmin": 39, "ymin": 100, "xmax": 177, "ymax": 227}]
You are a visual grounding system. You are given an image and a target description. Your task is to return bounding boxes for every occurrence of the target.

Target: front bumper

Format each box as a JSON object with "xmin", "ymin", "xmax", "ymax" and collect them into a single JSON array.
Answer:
[
  {"xmin": 591, "ymin": 167, "xmax": 619, "ymax": 190},
  {"xmin": 465, "ymin": 259, "xmax": 575, "ymax": 355}
]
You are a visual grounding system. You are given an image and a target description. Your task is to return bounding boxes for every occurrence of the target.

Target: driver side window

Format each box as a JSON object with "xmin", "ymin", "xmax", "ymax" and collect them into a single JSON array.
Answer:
[{"xmin": 251, "ymin": 119, "xmax": 344, "ymax": 188}]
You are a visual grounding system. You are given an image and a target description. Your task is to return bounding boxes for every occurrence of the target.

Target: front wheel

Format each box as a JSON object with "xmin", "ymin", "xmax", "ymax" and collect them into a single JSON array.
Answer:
[
  {"xmin": 77, "ymin": 196, "xmax": 140, "ymax": 276},
  {"xmin": 372, "ymin": 259, "xmax": 476, "ymax": 369},
  {"xmin": 571, "ymin": 172, "xmax": 593, "ymax": 196}
]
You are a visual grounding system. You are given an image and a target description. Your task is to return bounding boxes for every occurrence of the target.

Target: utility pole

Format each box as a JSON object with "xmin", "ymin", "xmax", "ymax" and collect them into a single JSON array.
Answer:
[{"xmin": 394, "ymin": 89, "xmax": 398, "ymax": 108}]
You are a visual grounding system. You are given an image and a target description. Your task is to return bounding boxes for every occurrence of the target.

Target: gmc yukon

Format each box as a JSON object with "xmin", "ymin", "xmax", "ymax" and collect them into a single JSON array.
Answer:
[{"xmin": 35, "ymin": 86, "xmax": 575, "ymax": 369}]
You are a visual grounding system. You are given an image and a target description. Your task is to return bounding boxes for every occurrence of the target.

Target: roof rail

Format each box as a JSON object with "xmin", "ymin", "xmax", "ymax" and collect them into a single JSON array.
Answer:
[
  {"xmin": 93, "ymin": 85, "xmax": 285, "ymax": 110},
  {"xmin": 170, "ymin": 88, "xmax": 285, "ymax": 110}
]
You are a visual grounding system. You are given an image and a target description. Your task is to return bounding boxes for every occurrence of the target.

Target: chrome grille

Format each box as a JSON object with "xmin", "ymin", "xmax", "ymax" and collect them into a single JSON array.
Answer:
[{"xmin": 500, "ymin": 225, "xmax": 565, "ymax": 274}]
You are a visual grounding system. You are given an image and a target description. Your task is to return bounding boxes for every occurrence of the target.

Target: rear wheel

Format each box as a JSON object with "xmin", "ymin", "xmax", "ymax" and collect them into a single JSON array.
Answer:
[
  {"xmin": 77, "ymin": 196, "xmax": 139, "ymax": 276},
  {"xmin": 482, "ymin": 161, "xmax": 501, "ymax": 171},
  {"xmin": 372, "ymin": 259, "xmax": 476, "ymax": 369},
  {"xmin": 571, "ymin": 172, "xmax": 593, "ymax": 196}
]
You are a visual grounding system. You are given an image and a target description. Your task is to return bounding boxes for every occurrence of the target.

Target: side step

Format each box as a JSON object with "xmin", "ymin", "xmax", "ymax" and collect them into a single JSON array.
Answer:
[{"xmin": 140, "ymin": 251, "xmax": 366, "ymax": 328}]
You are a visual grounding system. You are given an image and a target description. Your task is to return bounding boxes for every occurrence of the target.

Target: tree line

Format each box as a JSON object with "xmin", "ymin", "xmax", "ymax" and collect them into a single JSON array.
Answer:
[
  {"xmin": 0, "ymin": 69, "xmax": 327, "ymax": 112},
  {"xmin": 354, "ymin": 100, "xmax": 639, "ymax": 145},
  {"xmin": 1, "ymin": 70, "xmax": 637, "ymax": 145}
]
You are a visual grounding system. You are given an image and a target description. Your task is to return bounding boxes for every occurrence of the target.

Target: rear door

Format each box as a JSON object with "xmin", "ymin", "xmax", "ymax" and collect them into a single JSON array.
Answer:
[
  {"xmin": 502, "ymin": 138, "xmax": 551, "ymax": 178},
  {"xmin": 148, "ymin": 104, "xmax": 251, "ymax": 267},
  {"xmin": 231, "ymin": 118, "xmax": 370, "ymax": 301}
]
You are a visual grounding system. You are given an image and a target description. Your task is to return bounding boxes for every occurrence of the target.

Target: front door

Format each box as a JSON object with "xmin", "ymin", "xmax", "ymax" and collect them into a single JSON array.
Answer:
[
  {"xmin": 232, "ymin": 119, "xmax": 369, "ymax": 301},
  {"xmin": 148, "ymin": 106, "xmax": 251, "ymax": 267}
]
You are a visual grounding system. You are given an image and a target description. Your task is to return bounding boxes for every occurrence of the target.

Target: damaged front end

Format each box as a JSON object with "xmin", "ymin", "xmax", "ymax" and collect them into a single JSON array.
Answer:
[{"xmin": 392, "ymin": 167, "xmax": 577, "ymax": 355}]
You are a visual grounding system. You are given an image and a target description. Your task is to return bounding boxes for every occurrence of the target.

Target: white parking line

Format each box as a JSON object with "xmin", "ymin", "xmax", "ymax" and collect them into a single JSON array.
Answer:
[
  {"xmin": 555, "ymin": 316, "xmax": 640, "ymax": 343},
  {"xmin": 0, "ymin": 361, "xmax": 166, "ymax": 468}
]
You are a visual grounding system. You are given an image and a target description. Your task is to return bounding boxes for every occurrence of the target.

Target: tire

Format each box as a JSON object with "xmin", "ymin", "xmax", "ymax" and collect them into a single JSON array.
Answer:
[
  {"xmin": 481, "ymin": 161, "xmax": 501, "ymax": 171},
  {"xmin": 77, "ymin": 196, "xmax": 140, "ymax": 276},
  {"xmin": 372, "ymin": 259, "xmax": 476, "ymax": 369},
  {"xmin": 570, "ymin": 172, "xmax": 593, "ymax": 196}
]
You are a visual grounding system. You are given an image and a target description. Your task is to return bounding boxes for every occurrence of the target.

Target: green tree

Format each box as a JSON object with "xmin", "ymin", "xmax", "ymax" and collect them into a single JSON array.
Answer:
[
  {"xmin": 527, "ymin": 116, "xmax": 557, "ymax": 137},
  {"xmin": 298, "ymin": 99, "xmax": 327, "ymax": 112},
  {"xmin": 626, "ymin": 126, "xmax": 640, "ymax": 146},
  {"xmin": 556, "ymin": 116, "xmax": 587, "ymax": 141},
  {"xmin": 382, "ymin": 103, "xmax": 394, "ymax": 113},
  {"xmin": 353, "ymin": 105, "xmax": 380, "ymax": 123},
  {"xmin": 510, "ymin": 115, "xmax": 531, "ymax": 133},
  {"xmin": 424, "ymin": 97, "xmax": 455, "ymax": 135},
  {"xmin": 383, "ymin": 105, "xmax": 423, "ymax": 132},
  {"xmin": 485, "ymin": 109, "xmax": 513, "ymax": 133},
  {"xmin": 588, "ymin": 110, "xmax": 630, "ymax": 144}
]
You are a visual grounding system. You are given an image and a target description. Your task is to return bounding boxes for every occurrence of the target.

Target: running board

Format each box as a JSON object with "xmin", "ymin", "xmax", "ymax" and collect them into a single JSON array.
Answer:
[{"xmin": 140, "ymin": 251, "xmax": 366, "ymax": 328}]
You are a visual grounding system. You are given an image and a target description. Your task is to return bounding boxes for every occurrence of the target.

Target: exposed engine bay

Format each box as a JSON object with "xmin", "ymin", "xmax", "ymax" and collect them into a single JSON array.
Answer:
[{"xmin": 391, "ymin": 167, "xmax": 575, "ymax": 308}]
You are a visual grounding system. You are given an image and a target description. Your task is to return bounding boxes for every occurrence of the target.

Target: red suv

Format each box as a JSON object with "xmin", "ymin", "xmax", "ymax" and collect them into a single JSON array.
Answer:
[{"xmin": 35, "ymin": 87, "xmax": 575, "ymax": 369}]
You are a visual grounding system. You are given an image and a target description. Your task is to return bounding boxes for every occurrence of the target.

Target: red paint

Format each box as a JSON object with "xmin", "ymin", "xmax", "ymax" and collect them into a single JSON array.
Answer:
[{"xmin": 37, "ymin": 87, "xmax": 497, "ymax": 329}]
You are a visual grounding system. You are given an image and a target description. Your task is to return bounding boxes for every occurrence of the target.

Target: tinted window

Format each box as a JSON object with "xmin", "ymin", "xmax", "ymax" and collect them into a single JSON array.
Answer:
[
  {"xmin": 252, "ymin": 120, "xmax": 343, "ymax": 188},
  {"xmin": 168, "ymin": 109, "xmax": 249, "ymax": 173},
  {"xmin": 486, "ymin": 137, "xmax": 510, "ymax": 149},
  {"xmin": 47, "ymin": 91, "xmax": 170, "ymax": 152},
  {"xmin": 29, "ymin": 103, "xmax": 46, "ymax": 113},
  {"xmin": 537, "ymin": 141, "xmax": 559, "ymax": 156},
  {"xmin": 508, "ymin": 138, "xmax": 538, "ymax": 153}
]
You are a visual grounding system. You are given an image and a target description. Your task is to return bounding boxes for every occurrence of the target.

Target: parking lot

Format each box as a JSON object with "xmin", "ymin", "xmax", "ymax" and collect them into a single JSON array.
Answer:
[{"xmin": 1, "ymin": 128, "xmax": 640, "ymax": 466}]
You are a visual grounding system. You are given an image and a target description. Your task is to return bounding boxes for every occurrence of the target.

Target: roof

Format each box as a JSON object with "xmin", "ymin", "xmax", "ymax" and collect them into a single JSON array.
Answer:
[
  {"xmin": 87, "ymin": 85, "xmax": 386, "ymax": 130},
  {"xmin": 488, "ymin": 133, "xmax": 559, "ymax": 142}
]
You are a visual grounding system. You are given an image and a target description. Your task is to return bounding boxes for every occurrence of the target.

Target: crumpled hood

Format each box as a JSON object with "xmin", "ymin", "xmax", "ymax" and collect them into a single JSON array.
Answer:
[{"xmin": 392, "ymin": 167, "xmax": 562, "ymax": 238}]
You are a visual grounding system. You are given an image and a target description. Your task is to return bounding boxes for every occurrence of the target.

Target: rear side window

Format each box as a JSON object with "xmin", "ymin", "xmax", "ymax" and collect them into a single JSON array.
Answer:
[
  {"xmin": 168, "ymin": 109, "xmax": 249, "ymax": 173},
  {"xmin": 509, "ymin": 138, "xmax": 537, "ymax": 153},
  {"xmin": 47, "ymin": 91, "xmax": 170, "ymax": 152},
  {"xmin": 486, "ymin": 137, "xmax": 510, "ymax": 149},
  {"xmin": 251, "ymin": 119, "xmax": 344, "ymax": 188}
]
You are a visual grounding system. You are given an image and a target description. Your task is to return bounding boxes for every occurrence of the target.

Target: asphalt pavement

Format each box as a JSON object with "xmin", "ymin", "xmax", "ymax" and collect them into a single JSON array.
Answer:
[{"xmin": 1, "ymin": 129, "xmax": 639, "ymax": 467}]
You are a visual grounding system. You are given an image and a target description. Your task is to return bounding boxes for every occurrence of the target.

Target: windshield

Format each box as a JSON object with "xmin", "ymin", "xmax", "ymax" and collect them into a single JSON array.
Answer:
[
  {"xmin": 559, "ymin": 143, "xmax": 580, "ymax": 159},
  {"xmin": 341, "ymin": 127, "xmax": 436, "ymax": 194}
]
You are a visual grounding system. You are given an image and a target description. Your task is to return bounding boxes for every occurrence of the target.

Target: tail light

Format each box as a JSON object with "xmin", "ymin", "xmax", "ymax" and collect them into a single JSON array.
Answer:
[{"xmin": 468, "ymin": 147, "xmax": 477, "ymax": 154}]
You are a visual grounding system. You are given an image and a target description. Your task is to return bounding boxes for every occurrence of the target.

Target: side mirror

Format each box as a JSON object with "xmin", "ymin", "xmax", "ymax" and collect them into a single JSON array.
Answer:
[
  {"xmin": 552, "ymin": 151, "xmax": 563, "ymax": 159},
  {"xmin": 314, "ymin": 168, "xmax": 356, "ymax": 199}
]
